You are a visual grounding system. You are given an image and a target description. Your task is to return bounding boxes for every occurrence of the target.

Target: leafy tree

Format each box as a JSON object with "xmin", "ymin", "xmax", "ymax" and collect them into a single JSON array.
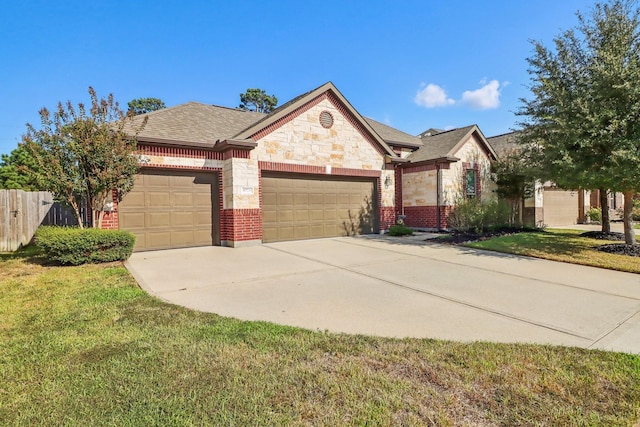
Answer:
[
  {"xmin": 238, "ymin": 88, "xmax": 278, "ymax": 113},
  {"xmin": 23, "ymin": 87, "xmax": 147, "ymax": 228},
  {"xmin": 0, "ymin": 144, "xmax": 40, "ymax": 190},
  {"xmin": 517, "ymin": 0, "xmax": 640, "ymax": 244},
  {"xmin": 491, "ymin": 148, "xmax": 534, "ymax": 226},
  {"xmin": 127, "ymin": 97, "xmax": 166, "ymax": 115}
]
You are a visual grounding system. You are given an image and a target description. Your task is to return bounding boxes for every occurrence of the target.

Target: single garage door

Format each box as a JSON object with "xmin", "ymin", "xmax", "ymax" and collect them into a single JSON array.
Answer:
[
  {"xmin": 543, "ymin": 188, "xmax": 579, "ymax": 226},
  {"xmin": 119, "ymin": 169, "xmax": 219, "ymax": 251},
  {"xmin": 262, "ymin": 174, "xmax": 378, "ymax": 243}
]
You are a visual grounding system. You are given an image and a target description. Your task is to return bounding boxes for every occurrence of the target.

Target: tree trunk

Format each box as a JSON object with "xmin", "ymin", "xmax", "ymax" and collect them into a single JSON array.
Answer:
[
  {"xmin": 623, "ymin": 191, "xmax": 635, "ymax": 245},
  {"xmin": 599, "ymin": 188, "xmax": 610, "ymax": 233}
]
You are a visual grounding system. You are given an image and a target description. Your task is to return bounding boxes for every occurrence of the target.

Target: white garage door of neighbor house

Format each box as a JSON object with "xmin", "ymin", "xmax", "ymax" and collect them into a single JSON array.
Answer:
[
  {"xmin": 543, "ymin": 188, "xmax": 579, "ymax": 226},
  {"xmin": 262, "ymin": 173, "xmax": 378, "ymax": 243},
  {"xmin": 119, "ymin": 169, "xmax": 219, "ymax": 251}
]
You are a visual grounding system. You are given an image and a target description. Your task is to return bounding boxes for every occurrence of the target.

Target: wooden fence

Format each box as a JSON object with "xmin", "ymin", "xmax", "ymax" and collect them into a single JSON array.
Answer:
[{"xmin": 0, "ymin": 190, "xmax": 54, "ymax": 251}]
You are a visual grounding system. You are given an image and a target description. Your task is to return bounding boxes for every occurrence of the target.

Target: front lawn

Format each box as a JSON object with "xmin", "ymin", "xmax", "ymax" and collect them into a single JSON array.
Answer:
[
  {"xmin": 1, "ymin": 248, "xmax": 639, "ymax": 426},
  {"xmin": 465, "ymin": 229, "xmax": 640, "ymax": 274}
]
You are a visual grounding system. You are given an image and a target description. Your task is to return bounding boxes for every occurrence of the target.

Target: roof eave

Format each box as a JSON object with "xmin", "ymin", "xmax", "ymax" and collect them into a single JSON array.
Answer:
[
  {"xmin": 136, "ymin": 136, "xmax": 217, "ymax": 151},
  {"xmin": 401, "ymin": 156, "xmax": 459, "ymax": 167}
]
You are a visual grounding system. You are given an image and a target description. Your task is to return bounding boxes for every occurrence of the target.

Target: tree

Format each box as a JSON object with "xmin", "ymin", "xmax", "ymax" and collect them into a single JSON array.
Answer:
[
  {"xmin": 23, "ymin": 87, "xmax": 147, "ymax": 228},
  {"xmin": 0, "ymin": 144, "xmax": 40, "ymax": 190},
  {"xmin": 127, "ymin": 97, "xmax": 166, "ymax": 115},
  {"xmin": 238, "ymin": 88, "xmax": 278, "ymax": 113},
  {"xmin": 491, "ymin": 148, "xmax": 534, "ymax": 226},
  {"xmin": 517, "ymin": 0, "xmax": 640, "ymax": 244}
]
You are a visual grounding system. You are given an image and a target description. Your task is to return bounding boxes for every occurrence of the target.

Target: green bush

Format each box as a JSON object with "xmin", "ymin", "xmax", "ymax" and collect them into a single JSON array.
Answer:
[
  {"xmin": 633, "ymin": 199, "xmax": 640, "ymax": 222},
  {"xmin": 35, "ymin": 226, "xmax": 136, "ymax": 265},
  {"xmin": 448, "ymin": 198, "xmax": 513, "ymax": 233},
  {"xmin": 387, "ymin": 224, "xmax": 414, "ymax": 236},
  {"xmin": 586, "ymin": 207, "xmax": 602, "ymax": 223}
]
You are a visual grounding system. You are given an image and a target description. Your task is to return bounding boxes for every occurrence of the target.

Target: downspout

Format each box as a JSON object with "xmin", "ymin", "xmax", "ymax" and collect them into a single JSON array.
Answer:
[{"xmin": 436, "ymin": 163, "xmax": 441, "ymax": 230}]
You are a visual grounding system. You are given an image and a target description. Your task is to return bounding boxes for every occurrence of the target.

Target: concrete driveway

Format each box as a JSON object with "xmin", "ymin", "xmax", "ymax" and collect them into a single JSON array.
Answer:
[{"xmin": 126, "ymin": 235, "xmax": 640, "ymax": 354}]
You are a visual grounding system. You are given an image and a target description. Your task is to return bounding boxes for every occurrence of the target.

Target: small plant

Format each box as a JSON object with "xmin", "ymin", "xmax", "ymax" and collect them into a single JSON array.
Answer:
[
  {"xmin": 35, "ymin": 226, "xmax": 135, "ymax": 265},
  {"xmin": 387, "ymin": 224, "xmax": 414, "ymax": 236},
  {"xmin": 632, "ymin": 199, "xmax": 640, "ymax": 222},
  {"xmin": 586, "ymin": 207, "xmax": 602, "ymax": 223}
]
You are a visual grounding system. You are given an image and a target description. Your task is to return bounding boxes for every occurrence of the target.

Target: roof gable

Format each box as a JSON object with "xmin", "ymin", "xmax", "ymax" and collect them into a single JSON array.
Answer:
[
  {"xmin": 233, "ymin": 82, "xmax": 398, "ymax": 158},
  {"xmin": 408, "ymin": 125, "xmax": 497, "ymax": 164}
]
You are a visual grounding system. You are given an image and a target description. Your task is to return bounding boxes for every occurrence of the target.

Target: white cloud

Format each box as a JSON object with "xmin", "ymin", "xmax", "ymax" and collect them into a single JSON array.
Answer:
[
  {"xmin": 461, "ymin": 80, "xmax": 502, "ymax": 110},
  {"xmin": 414, "ymin": 83, "xmax": 455, "ymax": 108}
]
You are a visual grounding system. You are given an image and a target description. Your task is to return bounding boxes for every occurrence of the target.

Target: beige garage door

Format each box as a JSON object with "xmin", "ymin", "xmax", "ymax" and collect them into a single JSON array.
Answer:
[
  {"xmin": 119, "ymin": 169, "xmax": 219, "ymax": 251},
  {"xmin": 543, "ymin": 188, "xmax": 579, "ymax": 226},
  {"xmin": 262, "ymin": 174, "xmax": 378, "ymax": 243}
]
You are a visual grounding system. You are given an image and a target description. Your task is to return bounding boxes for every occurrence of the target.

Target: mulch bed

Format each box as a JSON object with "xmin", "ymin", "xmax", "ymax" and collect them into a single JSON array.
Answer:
[
  {"xmin": 579, "ymin": 231, "xmax": 625, "ymax": 241},
  {"xmin": 595, "ymin": 244, "xmax": 640, "ymax": 257}
]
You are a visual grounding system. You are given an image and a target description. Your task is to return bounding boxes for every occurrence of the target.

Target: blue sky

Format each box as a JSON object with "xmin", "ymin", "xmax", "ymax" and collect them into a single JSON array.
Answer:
[{"xmin": 0, "ymin": 0, "xmax": 598, "ymax": 156}]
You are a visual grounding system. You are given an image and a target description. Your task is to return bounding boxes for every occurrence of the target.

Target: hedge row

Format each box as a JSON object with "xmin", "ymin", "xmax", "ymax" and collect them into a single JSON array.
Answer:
[{"xmin": 35, "ymin": 226, "xmax": 136, "ymax": 265}]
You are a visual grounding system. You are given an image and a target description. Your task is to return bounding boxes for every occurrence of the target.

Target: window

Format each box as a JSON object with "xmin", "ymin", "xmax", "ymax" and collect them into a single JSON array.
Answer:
[{"xmin": 465, "ymin": 169, "xmax": 477, "ymax": 198}]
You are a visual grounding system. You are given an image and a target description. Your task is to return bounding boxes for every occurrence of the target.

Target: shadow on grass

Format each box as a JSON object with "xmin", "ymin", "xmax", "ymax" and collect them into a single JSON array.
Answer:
[
  {"xmin": 355, "ymin": 230, "xmax": 598, "ymax": 262},
  {"xmin": 0, "ymin": 245, "xmax": 48, "ymax": 265}
]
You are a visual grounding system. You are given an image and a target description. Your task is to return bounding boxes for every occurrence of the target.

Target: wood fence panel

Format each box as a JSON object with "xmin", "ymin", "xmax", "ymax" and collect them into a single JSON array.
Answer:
[{"xmin": 0, "ymin": 190, "xmax": 53, "ymax": 251}]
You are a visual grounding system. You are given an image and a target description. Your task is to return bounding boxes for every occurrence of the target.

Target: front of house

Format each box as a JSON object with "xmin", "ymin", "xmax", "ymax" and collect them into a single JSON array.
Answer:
[{"xmin": 104, "ymin": 82, "xmax": 496, "ymax": 251}]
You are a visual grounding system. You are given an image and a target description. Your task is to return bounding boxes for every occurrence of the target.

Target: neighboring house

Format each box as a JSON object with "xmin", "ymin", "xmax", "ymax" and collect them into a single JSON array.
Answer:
[
  {"xmin": 104, "ymin": 82, "xmax": 496, "ymax": 251},
  {"xmin": 486, "ymin": 131, "xmax": 624, "ymax": 227}
]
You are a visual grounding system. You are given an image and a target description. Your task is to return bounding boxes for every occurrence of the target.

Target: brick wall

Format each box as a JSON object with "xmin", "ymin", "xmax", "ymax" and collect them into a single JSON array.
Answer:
[
  {"xmin": 100, "ymin": 190, "xmax": 119, "ymax": 230},
  {"xmin": 403, "ymin": 205, "xmax": 453, "ymax": 229},
  {"xmin": 220, "ymin": 208, "xmax": 262, "ymax": 244}
]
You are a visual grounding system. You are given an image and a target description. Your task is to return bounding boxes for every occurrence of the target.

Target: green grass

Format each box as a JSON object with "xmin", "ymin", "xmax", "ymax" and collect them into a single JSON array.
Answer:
[
  {"xmin": 465, "ymin": 229, "xmax": 640, "ymax": 273},
  {"xmin": 1, "ymin": 248, "xmax": 640, "ymax": 426}
]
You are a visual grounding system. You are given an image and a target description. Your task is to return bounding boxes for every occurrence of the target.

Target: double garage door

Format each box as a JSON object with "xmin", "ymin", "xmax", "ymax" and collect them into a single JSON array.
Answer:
[
  {"xmin": 119, "ymin": 170, "xmax": 219, "ymax": 251},
  {"xmin": 262, "ymin": 174, "xmax": 377, "ymax": 243},
  {"xmin": 120, "ymin": 170, "xmax": 377, "ymax": 250}
]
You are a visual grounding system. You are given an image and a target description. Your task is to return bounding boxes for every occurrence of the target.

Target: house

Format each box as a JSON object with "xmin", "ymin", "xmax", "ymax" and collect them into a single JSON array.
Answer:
[
  {"xmin": 486, "ymin": 131, "xmax": 624, "ymax": 227},
  {"xmin": 103, "ymin": 82, "xmax": 496, "ymax": 251}
]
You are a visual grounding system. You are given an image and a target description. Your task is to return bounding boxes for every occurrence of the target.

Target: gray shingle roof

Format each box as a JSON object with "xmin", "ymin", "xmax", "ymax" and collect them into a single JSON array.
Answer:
[
  {"xmin": 486, "ymin": 131, "xmax": 521, "ymax": 156},
  {"xmin": 363, "ymin": 117, "xmax": 423, "ymax": 147},
  {"xmin": 408, "ymin": 125, "xmax": 478, "ymax": 163},
  {"xmin": 126, "ymin": 102, "xmax": 265, "ymax": 144}
]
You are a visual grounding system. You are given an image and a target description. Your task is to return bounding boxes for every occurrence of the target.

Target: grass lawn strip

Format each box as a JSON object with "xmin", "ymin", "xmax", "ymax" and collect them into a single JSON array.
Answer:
[
  {"xmin": 1, "ymin": 249, "xmax": 639, "ymax": 426},
  {"xmin": 464, "ymin": 229, "xmax": 640, "ymax": 274}
]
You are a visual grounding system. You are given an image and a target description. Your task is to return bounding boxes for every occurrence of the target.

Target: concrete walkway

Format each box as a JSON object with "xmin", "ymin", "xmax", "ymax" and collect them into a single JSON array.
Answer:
[{"xmin": 126, "ymin": 235, "xmax": 640, "ymax": 354}]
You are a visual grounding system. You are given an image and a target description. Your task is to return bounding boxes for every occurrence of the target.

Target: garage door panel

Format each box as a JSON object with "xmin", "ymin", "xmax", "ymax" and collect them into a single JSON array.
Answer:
[
  {"xmin": 262, "ymin": 174, "xmax": 377, "ymax": 243},
  {"xmin": 173, "ymin": 192, "xmax": 193, "ymax": 207},
  {"xmin": 147, "ymin": 212, "xmax": 171, "ymax": 228},
  {"xmin": 147, "ymin": 192, "xmax": 171, "ymax": 207},
  {"xmin": 277, "ymin": 209, "xmax": 293, "ymax": 222},
  {"xmin": 124, "ymin": 192, "xmax": 145, "ymax": 208},
  {"xmin": 146, "ymin": 175, "xmax": 170, "ymax": 187},
  {"xmin": 120, "ymin": 212, "xmax": 145, "ymax": 229},
  {"xmin": 147, "ymin": 232, "xmax": 172, "ymax": 249},
  {"xmin": 193, "ymin": 193, "xmax": 212, "ymax": 207},
  {"xmin": 263, "ymin": 210, "xmax": 278, "ymax": 223},
  {"xmin": 309, "ymin": 209, "xmax": 324, "ymax": 221},
  {"xmin": 294, "ymin": 210, "xmax": 309, "ymax": 221},
  {"xmin": 172, "ymin": 211, "xmax": 194, "ymax": 226},
  {"xmin": 171, "ymin": 230, "xmax": 195, "ymax": 247},
  {"xmin": 119, "ymin": 170, "xmax": 219, "ymax": 251}
]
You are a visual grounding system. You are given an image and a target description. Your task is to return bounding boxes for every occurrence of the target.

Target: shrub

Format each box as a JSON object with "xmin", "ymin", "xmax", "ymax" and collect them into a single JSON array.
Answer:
[
  {"xmin": 35, "ymin": 226, "xmax": 136, "ymax": 265},
  {"xmin": 387, "ymin": 224, "xmax": 414, "ymax": 236},
  {"xmin": 633, "ymin": 199, "xmax": 640, "ymax": 222},
  {"xmin": 586, "ymin": 207, "xmax": 602, "ymax": 223},
  {"xmin": 448, "ymin": 199, "xmax": 514, "ymax": 233}
]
